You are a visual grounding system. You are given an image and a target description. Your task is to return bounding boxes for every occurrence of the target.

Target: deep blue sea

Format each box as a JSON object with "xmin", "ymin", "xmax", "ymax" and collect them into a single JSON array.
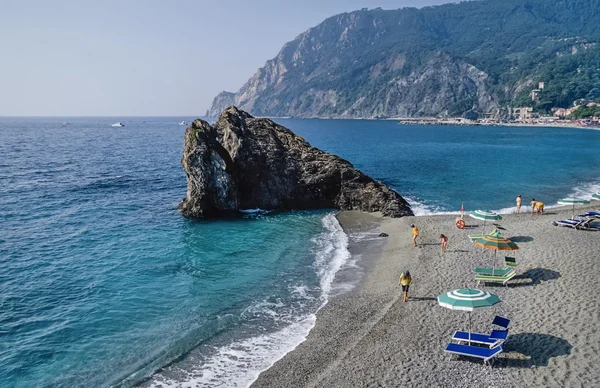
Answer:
[{"xmin": 1, "ymin": 117, "xmax": 599, "ymax": 387}]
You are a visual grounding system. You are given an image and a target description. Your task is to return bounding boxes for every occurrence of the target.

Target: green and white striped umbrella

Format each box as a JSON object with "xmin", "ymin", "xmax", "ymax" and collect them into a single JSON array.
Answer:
[
  {"xmin": 591, "ymin": 193, "xmax": 600, "ymax": 200},
  {"xmin": 469, "ymin": 210, "xmax": 502, "ymax": 221},
  {"xmin": 438, "ymin": 288, "xmax": 501, "ymax": 311},
  {"xmin": 438, "ymin": 288, "xmax": 501, "ymax": 345},
  {"xmin": 558, "ymin": 198, "xmax": 591, "ymax": 217},
  {"xmin": 469, "ymin": 210, "xmax": 502, "ymax": 232}
]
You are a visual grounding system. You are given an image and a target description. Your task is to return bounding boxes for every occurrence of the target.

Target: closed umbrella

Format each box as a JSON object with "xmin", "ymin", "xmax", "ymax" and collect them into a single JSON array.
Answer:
[
  {"xmin": 469, "ymin": 210, "xmax": 502, "ymax": 233},
  {"xmin": 438, "ymin": 288, "xmax": 501, "ymax": 345},
  {"xmin": 557, "ymin": 198, "xmax": 591, "ymax": 218}
]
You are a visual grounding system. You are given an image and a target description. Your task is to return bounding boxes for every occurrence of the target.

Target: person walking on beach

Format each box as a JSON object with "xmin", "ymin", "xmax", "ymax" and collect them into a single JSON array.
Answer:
[
  {"xmin": 440, "ymin": 234, "xmax": 448, "ymax": 253},
  {"xmin": 516, "ymin": 195, "xmax": 522, "ymax": 214},
  {"xmin": 410, "ymin": 224, "xmax": 419, "ymax": 247},
  {"xmin": 399, "ymin": 270, "xmax": 412, "ymax": 303}
]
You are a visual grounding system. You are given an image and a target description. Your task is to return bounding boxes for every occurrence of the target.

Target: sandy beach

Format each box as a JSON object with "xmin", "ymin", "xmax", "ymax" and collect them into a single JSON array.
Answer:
[{"xmin": 252, "ymin": 205, "xmax": 600, "ymax": 387}]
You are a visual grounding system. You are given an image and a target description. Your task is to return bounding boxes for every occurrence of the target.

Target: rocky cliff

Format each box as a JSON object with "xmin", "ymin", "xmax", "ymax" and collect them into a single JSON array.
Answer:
[
  {"xmin": 179, "ymin": 107, "xmax": 413, "ymax": 218},
  {"xmin": 209, "ymin": 0, "xmax": 600, "ymax": 118}
]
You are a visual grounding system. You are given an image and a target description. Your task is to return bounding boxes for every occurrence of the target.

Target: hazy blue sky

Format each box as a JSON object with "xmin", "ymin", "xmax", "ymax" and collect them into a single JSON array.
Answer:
[{"xmin": 1, "ymin": 0, "xmax": 450, "ymax": 116}]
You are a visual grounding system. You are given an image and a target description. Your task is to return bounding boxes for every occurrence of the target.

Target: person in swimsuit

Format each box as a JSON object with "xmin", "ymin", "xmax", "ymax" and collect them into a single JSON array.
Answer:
[
  {"xmin": 530, "ymin": 199, "xmax": 537, "ymax": 215},
  {"xmin": 399, "ymin": 270, "xmax": 412, "ymax": 303},
  {"xmin": 410, "ymin": 224, "xmax": 419, "ymax": 247},
  {"xmin": 516, "ymin": 195, "xmax": 522, "ymax": 214},
  {"xmin": 440, "ymin": 234, "xmax": 448, "ymax": 253}
]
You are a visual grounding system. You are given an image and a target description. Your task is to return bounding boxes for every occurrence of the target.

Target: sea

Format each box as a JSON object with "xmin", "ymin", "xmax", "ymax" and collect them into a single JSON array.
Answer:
[{"xmin": 1, "ymin": 117, "xmax": 599, "ymax": 387}]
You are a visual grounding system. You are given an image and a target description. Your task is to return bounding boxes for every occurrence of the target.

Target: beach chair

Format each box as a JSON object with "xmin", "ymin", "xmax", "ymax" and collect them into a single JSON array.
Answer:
[
  {"xmin": 451, "ymin": 331, "xmax": 504, "ymax": 348},
  {"xmin": 504, "ymin": 257, "xmax": 516, "ymax": 268},
  {"xmin": 452, "ymin": 315, "xmax": 510, "ymax": 345},
  {"xmin": 553, "ymin": 219, "xmax": 600, "ymax": 230},
  {"xmin": 474, "ymin": 267, "xmax": 513, "ymax": 276},
  {"xmin": 475, "ymin": 269, "xmax": 516, "ymax": 286},
  {"xmin": 578, "ymin": 211, "xmax": 600, "ymax": 219},
  {"xmin": 445, "ymin": 343, "xmax": 503, "ymax": 365}
]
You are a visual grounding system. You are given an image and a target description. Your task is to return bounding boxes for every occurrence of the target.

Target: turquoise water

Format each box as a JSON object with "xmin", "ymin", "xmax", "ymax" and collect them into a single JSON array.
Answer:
[{"xmin": 1, "ymin": 117, "xmax": 599, "ymax": 387}]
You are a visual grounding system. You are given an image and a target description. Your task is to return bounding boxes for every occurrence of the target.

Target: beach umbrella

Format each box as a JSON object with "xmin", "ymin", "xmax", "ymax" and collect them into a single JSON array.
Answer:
[
  {"xmin": 469, "ymin": 210, "xmax": 502, "ymax": 232},
  {"xmin": 557, "ymin": 198, "xmax": 591, "ymax": 218},
  {"xmin": 470, "ymin": 229, "xmax": 519, "ymax": 275},
  {"xmin": 438, "ymin": 288, "xmax": 501, "ymax": 345},
  {"xmin": 591, "ymin": 193, "xmax": 600, "ymax": 200}
]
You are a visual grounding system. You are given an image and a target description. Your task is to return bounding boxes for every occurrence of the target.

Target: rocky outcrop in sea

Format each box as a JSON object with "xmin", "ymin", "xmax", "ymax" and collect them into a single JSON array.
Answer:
[{"xmin": 179, "ymin": 107, "xmax": 413, "ymax": 218}]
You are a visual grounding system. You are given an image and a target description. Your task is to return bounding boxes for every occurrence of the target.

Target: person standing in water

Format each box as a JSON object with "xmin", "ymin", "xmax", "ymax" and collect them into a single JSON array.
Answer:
[
  {"xmin": 440, "ymin": 234, "xmax": 448, "ymax": 253},
  {"xmin": 410, "ymin": 224, "xmax": 419, "ymax": 247},
  {"xmin": 516, "ymin": 194, "xmax": 522, "ymax": 214},
  {"xmin": 530, "ymin": 199, "xmax": 537, "ymax": 215},
  {"xmin": 399, "ymin": 270, "xmax": 412, "ymax": 303}
]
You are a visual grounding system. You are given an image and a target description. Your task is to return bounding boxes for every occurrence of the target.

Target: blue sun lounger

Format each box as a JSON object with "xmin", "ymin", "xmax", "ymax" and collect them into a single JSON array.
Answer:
[
  {"xmin": 445, "ymin": 343, "xmax": 503, "ymax": 364},
  {"xmin": 451, "ymin": 332, "xmax": 503, "ymax": 347},
  {"xmin": 452, "ymin": 316, "xmax": 510, "ymax": 346}
]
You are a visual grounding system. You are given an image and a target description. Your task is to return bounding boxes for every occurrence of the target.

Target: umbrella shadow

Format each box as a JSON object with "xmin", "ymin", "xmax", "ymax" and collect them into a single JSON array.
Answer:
[
  {"xmin": 510, "ymin": 236, "xmax": 533, "ymax": 243},
  {"xmin": 509, "ymin": 268, "xmax": 561, "ymax": 287},
  {"xmin": 497, "ymin": 333, "xmax": 572, "ymax": 368}
]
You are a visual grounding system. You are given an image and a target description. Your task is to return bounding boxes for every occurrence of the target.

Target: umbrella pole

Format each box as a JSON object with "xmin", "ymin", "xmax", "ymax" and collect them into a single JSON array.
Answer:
[{"xmin": 469, "ymin": 312, "xmax": 472, "ymax": 346}]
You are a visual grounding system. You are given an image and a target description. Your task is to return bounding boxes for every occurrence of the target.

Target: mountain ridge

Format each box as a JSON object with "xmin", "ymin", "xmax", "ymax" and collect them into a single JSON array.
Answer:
[{"xmin": 208, "ymin": 0, "xmax": 600, "ymax": 118}]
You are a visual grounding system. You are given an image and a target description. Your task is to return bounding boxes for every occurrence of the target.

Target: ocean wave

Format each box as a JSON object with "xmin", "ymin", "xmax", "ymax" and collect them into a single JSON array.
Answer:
[{"xmin": 145, "ymin": 213, "xmax": 351, "ymax": 388}]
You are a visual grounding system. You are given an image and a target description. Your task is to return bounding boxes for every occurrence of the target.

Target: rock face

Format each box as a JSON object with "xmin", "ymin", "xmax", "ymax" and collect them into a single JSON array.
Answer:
[
  {"xmin": 208, "ymin": 1, "xmax": 600, "ymax": 118},
  {"xmin": 179, "ymin": 107, "xmax": 413, "ymax": 218}
]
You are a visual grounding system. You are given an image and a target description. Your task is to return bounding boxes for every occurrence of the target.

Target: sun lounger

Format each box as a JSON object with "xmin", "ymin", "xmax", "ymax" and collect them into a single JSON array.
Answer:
[
  {"xmin": 445, "ymin": 343, "xmax": 503, "ymax": 364},
  {"xmin": 553, "ymin": 218, "xmax": 600, "ymax": 230},
  {"xmin": 475, "ymin": 269, "xmax": 516, "ymax": 286},
  {"xmin": 451, "ymin": 331, "xmax": 504, "ymax": 347},
  {"xmin": 492, "ymin": 315, "xmax": 510, "ymax": 329},
  {"xmin": 474, "ymin": 267, "xmax": 513, "ymax": 276},
  {"xmin": 578, "ymin": 211, "xmax": 600, "ymax": 219},
  {"xmin": 504, "ymin": 257, "xmax": 516, "ymax": 268}
]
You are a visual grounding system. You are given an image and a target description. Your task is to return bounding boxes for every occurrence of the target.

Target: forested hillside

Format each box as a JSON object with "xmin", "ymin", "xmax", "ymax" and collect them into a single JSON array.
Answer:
[{"xmin": 208, "ymin": 0, "xmax": 600, "ymax": 118}]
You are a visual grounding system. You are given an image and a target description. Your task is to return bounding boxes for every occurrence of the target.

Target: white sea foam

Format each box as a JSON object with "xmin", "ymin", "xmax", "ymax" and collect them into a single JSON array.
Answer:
[
  {"xmin": 239, "ymin": 208, "xmax": 271, "ymax": 214},
  {"xmin": 147, "ymin": 213, "xmax": 351, "ymax": 388}
]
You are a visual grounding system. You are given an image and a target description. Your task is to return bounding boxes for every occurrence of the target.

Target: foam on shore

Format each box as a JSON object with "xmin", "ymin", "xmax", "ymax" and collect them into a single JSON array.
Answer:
[{"xmin": 251, "ymin": 204, "xmax": 600, "ymax": 387}]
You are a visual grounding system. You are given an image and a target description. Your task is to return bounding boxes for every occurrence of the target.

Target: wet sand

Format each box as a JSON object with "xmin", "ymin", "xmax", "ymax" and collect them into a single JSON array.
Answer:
[{"xmin": 252, "ymin": 205, "xmax": 600, "ymax": 387}]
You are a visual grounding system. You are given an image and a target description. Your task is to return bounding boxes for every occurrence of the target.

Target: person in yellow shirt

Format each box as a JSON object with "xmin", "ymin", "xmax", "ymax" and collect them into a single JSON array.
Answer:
[
  {"xmin": 535, "ymin": 201, "xmax": 545, "ymax": 215},
  {"xmin": 410, "ymin": 224, "xmax": 419, "ymax": 247},
  {"xmin": 398, "ymin": 270, "xmax": 412, "ymax": 303}
]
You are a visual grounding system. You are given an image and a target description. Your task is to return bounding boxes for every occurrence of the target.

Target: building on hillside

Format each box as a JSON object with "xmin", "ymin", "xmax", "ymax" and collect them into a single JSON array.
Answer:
[
  {"xmin": 531, "ymin": 89, "xmax": 541, "ymax": 102},
  {"xmin": 552, "ymin": 108, "xmax": 568, "ymax": 118},
  {"xmin": 513, "ymin": 107, "xmax": 534, "ymax": 120},
  {"xmin": 538, "ymin": 82, "xmax": 545, "ymax": 89}
]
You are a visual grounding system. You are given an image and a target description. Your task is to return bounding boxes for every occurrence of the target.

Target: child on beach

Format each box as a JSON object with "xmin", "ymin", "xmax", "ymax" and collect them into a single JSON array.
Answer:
[
  {"xmin": 398, "ymin": 270, "xmax": 412, "ymax": 303},
  {"xmin": 516, "ymin": 194, "xmax": 522, "ymax": 214},
  {"xmin": 439, "ymin": 234, "xmax": 448, "ymax": 253},
  {"xmin": 530, "ymin": 199, "xmax": 537, "ymax": 215},
  {"xmin": 410, "ymin": 224, "xmax": 419, "ymax": 247}
]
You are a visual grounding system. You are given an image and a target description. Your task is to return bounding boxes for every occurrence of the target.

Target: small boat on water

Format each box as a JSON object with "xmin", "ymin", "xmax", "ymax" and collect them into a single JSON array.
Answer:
[
  {"xmin": 111, "ymin": 122, "xmax": 125, "ymax": 127},
  {"xmin": 179, "ymin": 121, "xmax": 187, "ymax": 126}
]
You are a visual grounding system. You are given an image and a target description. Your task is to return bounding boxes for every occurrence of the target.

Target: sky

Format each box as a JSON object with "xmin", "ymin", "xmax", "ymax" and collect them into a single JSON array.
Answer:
[{"xmin": 0, "ymin": 0, "xmax": 451, "ymax": 116}]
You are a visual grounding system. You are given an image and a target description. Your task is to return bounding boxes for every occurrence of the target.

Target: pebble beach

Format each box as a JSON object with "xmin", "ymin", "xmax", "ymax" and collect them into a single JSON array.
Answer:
[{"xmin": 252, "ymin": 205, "xmax": 600, "ymax": 387}]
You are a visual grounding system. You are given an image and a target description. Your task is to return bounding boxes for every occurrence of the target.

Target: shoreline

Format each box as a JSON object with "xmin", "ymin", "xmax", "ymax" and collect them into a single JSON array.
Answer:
[{"xmin": 252, "ymin": 204, "xmax": 600, "ymax": 387}]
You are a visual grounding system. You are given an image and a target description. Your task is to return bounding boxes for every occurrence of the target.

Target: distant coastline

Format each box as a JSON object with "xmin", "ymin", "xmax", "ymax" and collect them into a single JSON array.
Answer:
[{"xmin": 260, "ymin": 115, "xmax": 598, "ymax": 130}]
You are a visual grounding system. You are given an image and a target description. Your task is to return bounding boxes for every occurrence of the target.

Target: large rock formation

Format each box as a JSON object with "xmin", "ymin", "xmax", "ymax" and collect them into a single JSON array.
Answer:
[{"xmin": 179, "ymin": 107, "xmax": 413, "ymax": 218}]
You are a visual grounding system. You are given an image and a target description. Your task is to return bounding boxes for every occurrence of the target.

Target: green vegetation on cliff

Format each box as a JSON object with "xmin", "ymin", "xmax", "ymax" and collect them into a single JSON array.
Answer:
[{"xmin": 210, "ymin": 0, "xmax": 600, "ymax": 118}]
